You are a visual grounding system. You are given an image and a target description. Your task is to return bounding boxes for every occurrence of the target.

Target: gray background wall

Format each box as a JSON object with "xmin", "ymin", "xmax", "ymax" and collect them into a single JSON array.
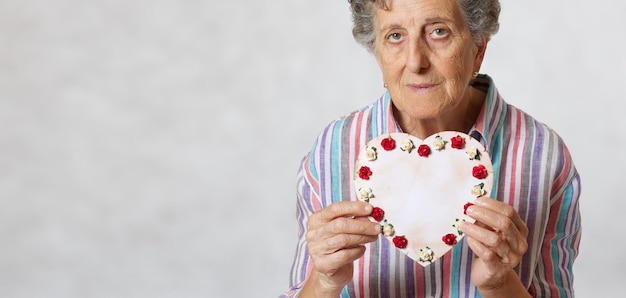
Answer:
[{"xmin": 1, "ymin": 0, "xmax": 623, "ymax": 297}]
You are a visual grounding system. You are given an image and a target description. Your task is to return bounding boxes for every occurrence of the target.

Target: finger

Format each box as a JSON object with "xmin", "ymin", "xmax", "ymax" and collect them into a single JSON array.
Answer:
[
  {"xmin": 313, "ymin": 245, "xmax": 367, "ymax": 274},
  {"xmin": 465, "ymin": 205, "xmax": 527, "ymax": 254},
  {"xmin": 310, "ymin": 201, "xmax": 373, "ymax": 226},
  {"xmin": 462, "ymin": 215, "xmax": 526, "ymax": 257},
  {"xmin": 462, "ymin": 221, "xmax": 523, "ymax": 265},
  {"xmin": 466, "ymin": 203, "xmax": 521, "ymax": 239},
  {"xmin": 307, "ymin": 216, "xmax": 381, "ymax": 246},
  {"xmin": 465, "ymin": 236, "xmax": 513, "ymax": 268},
  {"xmin": 473, "ymin": 220, "xmax": 494, "ymax": 231},
  {"xmin": 474, "ymin": 197, "xmax": 528, "ymax": 236},
  {"xmin": 461, "ymin": 220, "xmax": 502, "ymax": 249},
  {"xmin": 312, "ymin": 233, "xmax": 379, "ymax": 255},
  {"xmin": 322, "ymin": 217, "xmax": 381, "ymax": 236},
  {"xmin": 466, "ymin": 236, "xmax": 499, "ymax": 263}
]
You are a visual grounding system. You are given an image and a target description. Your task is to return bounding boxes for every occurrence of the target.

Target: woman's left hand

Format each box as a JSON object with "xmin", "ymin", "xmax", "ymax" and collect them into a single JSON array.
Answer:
[{"xmin": 461, "ymin": 197, "xmax": 529, "ymax": 292}]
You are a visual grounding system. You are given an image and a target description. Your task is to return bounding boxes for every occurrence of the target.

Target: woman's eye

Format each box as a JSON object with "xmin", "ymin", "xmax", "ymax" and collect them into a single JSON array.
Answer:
[
  {"xmin": 387, "ymin": 32, "xmax": 403, "ymax": 42},
  {"xmin": 430, "ymin": 28, "xmax": 449, "ymax": 39}
]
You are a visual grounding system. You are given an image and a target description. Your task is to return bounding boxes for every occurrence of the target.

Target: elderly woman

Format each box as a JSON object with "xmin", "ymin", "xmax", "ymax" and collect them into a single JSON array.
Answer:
[{"xmin": 282, "ymin": 0, "xmax": 581, "ymax": 297}]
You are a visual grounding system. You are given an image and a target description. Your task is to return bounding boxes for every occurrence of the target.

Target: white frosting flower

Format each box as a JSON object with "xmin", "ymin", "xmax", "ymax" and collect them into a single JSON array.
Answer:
[
  {"xmin": 433, "ymin": 136, "xmax": 447, "ymax": 150},
  {"xmin": 382, "ymin": 221, "xmax": 395, "ymax": 236},
  {"xmin": 365, "ymin": 146, "xmax": 377, "ymax": 161},
  {"xmin": 419, "ymin": 247, "xmax": 434, "ymax": 263},
  {"xmin": 358, "ymin": 187, "xmax": 375, "ymax": 202},
  {"xmin": 467, "ymin": 147, "xmax": 480, "ymax": 160},
  {"xmin": 471, "ymin": 183, "xmax": 486, "ymax": 198},
  {"xmin": 453, "ymin": 218, "xmax": 465, "ymax": 235},
  {"xmin": 400, "ymin": 139, "xmax": 414, "ymax": 153}
]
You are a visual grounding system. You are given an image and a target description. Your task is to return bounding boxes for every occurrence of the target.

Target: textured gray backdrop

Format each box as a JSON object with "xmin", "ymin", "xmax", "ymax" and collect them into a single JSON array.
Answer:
[{"xmin": 1, "ymin": 0, "xmax": 624, "ymax": 297}]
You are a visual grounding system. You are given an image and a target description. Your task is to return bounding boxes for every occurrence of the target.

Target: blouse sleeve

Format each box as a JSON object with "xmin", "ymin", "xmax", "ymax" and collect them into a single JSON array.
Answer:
[
  {"xmin": 529, "ymin": 169, "xmax": 582, "ymax": 297},
  {"xmin": 279, "ymin": 153, "xmax": 323, "ymax": 297}
]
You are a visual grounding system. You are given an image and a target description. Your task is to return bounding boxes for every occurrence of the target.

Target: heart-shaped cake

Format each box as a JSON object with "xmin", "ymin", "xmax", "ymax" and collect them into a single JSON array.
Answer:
[{"xmin": 354, "ymin": 131, "xmax": 493, "ymax": 266}]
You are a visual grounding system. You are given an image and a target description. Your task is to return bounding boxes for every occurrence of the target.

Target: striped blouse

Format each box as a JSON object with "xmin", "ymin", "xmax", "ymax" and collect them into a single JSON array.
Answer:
[{"xmin": 281, "ymin": 75, "xmax": 581, "ymax": 297}]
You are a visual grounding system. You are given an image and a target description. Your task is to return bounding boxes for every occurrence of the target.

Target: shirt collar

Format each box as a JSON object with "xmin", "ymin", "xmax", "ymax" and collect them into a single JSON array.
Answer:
[{"xmin": 469, "ymin": 74, "xmax": 507, "ymax": 152}]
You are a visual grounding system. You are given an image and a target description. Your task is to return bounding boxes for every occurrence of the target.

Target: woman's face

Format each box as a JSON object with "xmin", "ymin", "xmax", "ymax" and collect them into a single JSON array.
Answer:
[{"xmin": 375, "ymin": 0, "xmax": 486, "ymax": 122}]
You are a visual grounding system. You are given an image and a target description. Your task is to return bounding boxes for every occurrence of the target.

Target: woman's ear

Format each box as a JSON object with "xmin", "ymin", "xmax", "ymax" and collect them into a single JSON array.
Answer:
[{"xmin": 474, "ymin": 38, "xmax": 489, "ymax": 72}]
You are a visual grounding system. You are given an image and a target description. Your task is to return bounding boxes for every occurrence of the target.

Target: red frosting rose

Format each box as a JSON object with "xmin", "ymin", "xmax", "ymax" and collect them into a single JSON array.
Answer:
[
  {"xmin": 451, "ymin": 135, "xmax": 465, "ymax": 149},
  {"xmin": 381, "ymin": 137, "xmax": 396, "ymax": 151},
  {"xmin": 472, "ymin": 164, "xmax": 488, "ymax": 179},
  {"xmin": 392, "ymin": 235, "xmax": 408, "ymax": 249},
  {"xmin": 463, "ymin": 202, "xmax": 474, "ymax": 215},
  {"xmin": 417, "ymin": 144, "xmax": 431, "ymax": 157},
  {"xmin": 358, "ymin": 166, "xmax": 373, "ymax": 180},
  {"xmin": 371, "ymin": 207, "xmax": 385, "ymax": 222},
  {"xmin": 442, "ymin": 233, "xmax": 457, "ymax": 245}
]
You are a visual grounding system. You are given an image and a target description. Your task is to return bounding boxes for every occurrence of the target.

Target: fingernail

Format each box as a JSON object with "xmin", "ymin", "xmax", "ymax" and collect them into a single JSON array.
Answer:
[{"xmin": 458, "ymin": 221, "xmax": 465, "ymax": 232}]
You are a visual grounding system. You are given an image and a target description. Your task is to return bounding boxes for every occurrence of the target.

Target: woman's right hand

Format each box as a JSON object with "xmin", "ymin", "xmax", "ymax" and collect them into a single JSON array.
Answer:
[{"xmin": 301, "ymin": 201, "xmax": 381, "ymax": 297}]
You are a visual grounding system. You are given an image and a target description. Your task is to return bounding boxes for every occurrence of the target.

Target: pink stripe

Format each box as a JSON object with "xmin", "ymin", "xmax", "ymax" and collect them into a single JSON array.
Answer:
[
  {"xmin": 508, "ymin": 112, "xmax": 522, "ymax": 205},
  {"xmin": 551, "ymin": 144, "xmax": 572, "ymax": 198},
  {"xmin": 303, "ymin": 158, "xmax": 321, "ymax": 212}
]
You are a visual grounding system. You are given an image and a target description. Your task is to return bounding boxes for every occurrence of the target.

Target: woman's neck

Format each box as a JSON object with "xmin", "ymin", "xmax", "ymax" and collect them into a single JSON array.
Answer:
[{"xmin": 394, "ymin": 86, "xmax": 486, "ymax": 139}]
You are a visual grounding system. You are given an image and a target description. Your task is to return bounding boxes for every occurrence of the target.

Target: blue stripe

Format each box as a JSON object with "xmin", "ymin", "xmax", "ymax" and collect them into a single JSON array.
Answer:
[
  {"xmin": 307, "ymin": 140, "xmax": 319, "ymax": 181},
  {"xmin": 330, "ymin": 121, "xmax": 343, "ymax": 202},
  {"xmin": 552, "ymin": 184, "xmax": 574, "ymax": 296},
  {"xmin": 450, "ymin": 244, "xmax": 462, "ymax": 297},
  {"xmin": 489, "ymin": 131, "xmax": 502, "ymax": 196}
]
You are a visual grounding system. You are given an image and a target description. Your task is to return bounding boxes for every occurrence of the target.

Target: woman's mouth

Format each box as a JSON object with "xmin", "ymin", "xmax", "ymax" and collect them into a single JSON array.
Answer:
[{"xmin": 406, "ymin": 83, "xmax": 440, "ymax": 93}]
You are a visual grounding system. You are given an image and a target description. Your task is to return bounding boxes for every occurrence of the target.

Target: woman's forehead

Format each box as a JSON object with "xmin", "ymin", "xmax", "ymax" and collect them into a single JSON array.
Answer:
[{"xmin": 375, "ymin": 0, "xmax": 465, "ymax": 27}]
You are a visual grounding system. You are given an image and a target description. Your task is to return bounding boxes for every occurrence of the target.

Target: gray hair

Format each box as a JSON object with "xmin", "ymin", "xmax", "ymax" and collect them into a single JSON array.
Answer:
[{"xmin": 348, "ymin": 0, "xmax": 501, "ymax": 52}]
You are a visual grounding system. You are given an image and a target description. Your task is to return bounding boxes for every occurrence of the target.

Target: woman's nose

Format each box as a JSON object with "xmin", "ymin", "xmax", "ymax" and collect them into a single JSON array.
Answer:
[{"xmin": 406, "ymin": 41, "xmax": 430, "ymax": 73}]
